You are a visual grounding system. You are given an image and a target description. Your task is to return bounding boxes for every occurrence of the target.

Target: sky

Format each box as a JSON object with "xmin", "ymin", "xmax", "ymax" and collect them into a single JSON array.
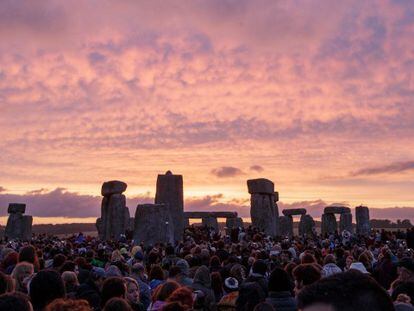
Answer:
[{"xmin": 0, "ymin": 0, "xmax": 414, "ymax": 224}]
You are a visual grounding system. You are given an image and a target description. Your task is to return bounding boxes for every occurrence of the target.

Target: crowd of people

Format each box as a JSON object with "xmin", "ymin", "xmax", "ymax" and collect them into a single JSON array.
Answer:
[{"xmin": 1, "ymin": 225, "xmax": 414, "ymax": 311}]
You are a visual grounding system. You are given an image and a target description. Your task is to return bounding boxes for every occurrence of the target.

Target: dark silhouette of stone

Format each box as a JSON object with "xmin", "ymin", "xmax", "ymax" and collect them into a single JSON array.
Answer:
[
  {"xmin": 155, "ymin": 171, "xmax": 184, "ymax": 241},
  {"xmin": 356, "ymin": 205, "xmax": 370, "ymax": 236},
  {"xmin": 97, "ymin": 181, "xmax": 129, "ymax": 241},
  {"xmin": 202, "ymin": 216, "xmax": 219, "ymax": 232},
  {"xmin": 299, "ymin": 214, "xmax": 315, "ymax": 236},
  {"xmin": 8, "ymin": 203, "xmax": 26, "ymax": 214},
  {"xmin": 5, "ymin": 203, "xmax": 32, "ymax": 240},
  {"xmin": 282, "ymin": 208, "xmax": 306, "ymax": 216},
  {"xmin": 339, "ymin": 213, "xmax": 353, "ymax": 233},
  {"xmin": 248, "ymin": 178, "xmax": 279, "ymax": 236},
  {"xmin": 322, "ymin": 213, "xmax": 337, "ymax": 235},
  {"xmin": 247, "ymin": 178, "xmax": 274, "ymax": 194},
  {"xmin": 101, "ymin": 180, "xmax": 127, "ymax": 196},
  {"xmin": 226, "ymin": 217, "xmax": 243, "ymax": 231},
  {"xmin": 324, "ymin": 206, "xmax": 351, "ymax": 214},
  {"xmin": 279, "ymin": 215, "xmax": 293, "ymax": 238},
  {"xmin": 133, "ymin": 204, "xmax": 174, "ymax": 246}
]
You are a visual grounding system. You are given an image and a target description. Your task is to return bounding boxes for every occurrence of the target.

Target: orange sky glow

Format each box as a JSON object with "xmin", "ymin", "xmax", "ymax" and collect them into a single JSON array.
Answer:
[{"xmin": 0, "ymin": 0, "xmax": 414, "ymax": 223}]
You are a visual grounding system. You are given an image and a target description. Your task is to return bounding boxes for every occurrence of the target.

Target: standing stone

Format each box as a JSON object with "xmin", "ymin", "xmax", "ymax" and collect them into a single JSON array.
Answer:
[
  {"xmin": 133, "ymin": 204, "xmax": 174, "ymax": 246},
  {"xmin": 356, "ymin": 205, "xmax": 370, "ymax": 236},
  {"xmin": 299, "ymin": 214, "xmax": 315, "ymax": 236},
  {"xmin": 5, "ymin": 203, "xmax": 32, "ymax": 240},
  {"xmin": 96, "ymin": 181, "xmax": 129, "ymax": 241},
  {"xmin": 282, "ymin": 208, "xmax": 306, "ymax": 217},
  {"xmin": 248, "ymin": 178, "xmax": 279, "ymax": 236},
  {"xmin": 279, "ymin": 215, "xmax": 293, "ymax": 238},
  {"xmin": 322, "ymin": 213, "xmax": 337, "ymax": 235},
  {"xmin": 155, "ymin": 171, "xmax": 184, "ymax": 242},
  {"xmin": 202, "ymin": 216, "xmax": 219, "ymax": 232},
  {"xmin": 339, "ymin": 213, "xmax": 353, "ymax": 233},
  {"xmin": 226, "ymin": 217, "xmax": 244, "ymax": 230}
]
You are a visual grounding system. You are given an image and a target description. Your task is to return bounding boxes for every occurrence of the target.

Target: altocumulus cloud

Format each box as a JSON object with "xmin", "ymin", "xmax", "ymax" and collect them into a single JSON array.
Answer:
[{"xmin": 211, "ymin": 166, "xmax": 244, "ymax": 178}]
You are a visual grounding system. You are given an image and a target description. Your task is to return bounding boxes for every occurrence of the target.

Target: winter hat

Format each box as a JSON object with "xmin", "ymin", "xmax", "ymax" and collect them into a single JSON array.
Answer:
[
  {"xmin": 224, "ymin": 277, "xmax": 239, "ymax": 292},
  {"xmin": 349, "ymin": 262, "xmax": 370, "ymax": 274}
]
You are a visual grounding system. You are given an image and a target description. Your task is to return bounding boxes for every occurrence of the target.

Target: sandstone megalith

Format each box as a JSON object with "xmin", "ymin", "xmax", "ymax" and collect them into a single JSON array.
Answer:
[
  {"xmin": 155, "ymin": 171, "xmax": 184, "ymax": 241},
  {"xmin": 247, "ymin": 178, "xmax": 279, "ymax": 236},
  {"xmin": 133, "ymin": 204, "xmax": 174, "ymax": 246},
  {"xmin": 96, "ymin": 180, "xmax": 129, "ymax": 241},
  {"xmin": 356, "ymin": 205, "xmax": 370, "ymax": 236},
  {"xmin": 5, "ymin": 203, "xmax": 32, "ymax": 240}
]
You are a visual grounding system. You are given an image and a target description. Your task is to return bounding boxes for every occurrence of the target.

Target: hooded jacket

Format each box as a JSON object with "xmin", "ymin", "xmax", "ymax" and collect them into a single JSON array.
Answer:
[{"xmin": 192, "ymin": 265, "xmax": 216, "ymax": 311}]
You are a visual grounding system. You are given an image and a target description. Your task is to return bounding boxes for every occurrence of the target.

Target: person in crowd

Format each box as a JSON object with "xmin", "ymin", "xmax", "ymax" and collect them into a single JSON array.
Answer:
[
  {"xmin": 124, "ymin": 277, "xmax": 145, "ymax": 311},
  {"xmin": 130, "ymin": 263, "xmax": 151, "ymax": 310},
  {"xmin": 30, "ymin": 270, "xmax": 66, "ymax": 311},
  {"xmin": 292, "ymin": 264, "xmax": 321, "ymax": 295},
  {"xmin": 103, "ymin": 297, "xmax": 133, "ymax": 311},
  {"xmin": 11, "ymin": 262, "xmax": 34, "ymax": 293},
  {"xmin": 150, "ymin": 281, "xmax": 180, "ymax": 311},
  {"xmin": 45, "ymin": 298, "xmax": 92, "ymax": 311},
  {"xmin": 321, "ymin": 254, "xmax": 342, "ymax": 278},
  {"xmin": 149, "ymin": 265, "xmax": 165, "ymax": 291},
  {"xmin": 297, "ymin": 270, "xmax": 395, "ymax": 311},
  {"xmin": 101, "ymin": 277, "xmax": 127, "ymax": 308},
  {"xmin": 166, "ymin": 287, "xmax": 194, "ymax": 310},
  {"xmin": 191, "ymin": 265, "xmax": 216, "ymax": 311},
  {"xmin": 0, "ymin": 272, "xmax": 13, "ymax": 295},
  {"xmin": 76, "ymin": 267, "xmax": 104, "ymax": 310},
  {"xmin": 217, "ymin": 277, "xmax": 239, "ymax": 311},
  {"xmin": 0, "ymin": 292, "xmax": 33, "ymax": 311},
  {"xmin": 265, "ymin": 268, "xmax": 296, "ymax": 311},
  {"xmin": 62, "ymin": 271, "xmax": 80, "ymax": 299}
]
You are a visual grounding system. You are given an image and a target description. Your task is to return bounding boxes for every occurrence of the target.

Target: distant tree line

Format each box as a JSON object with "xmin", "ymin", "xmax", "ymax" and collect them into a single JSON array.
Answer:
[{"xmin": 370, "ymin": 219, "xmax": 413, "ymax": 229}]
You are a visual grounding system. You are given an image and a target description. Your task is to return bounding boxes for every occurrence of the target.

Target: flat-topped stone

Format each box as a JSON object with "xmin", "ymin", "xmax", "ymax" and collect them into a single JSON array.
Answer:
[
  {"xmin": 247, "ymin": 178, "xmax": 274, "ymax": 194},
  {"xmin": 184, "ymin": 211, "xmax": 237, "ymax": 219},
  {"xmin": 324, "ymin": 206, "xmax": 351, "ymax": 214},
  {"xmin": 8, "ymin": 203, "xmax": 26, "ymax": 214},
  {"xmin": 101, "ymin": 180, "xmax": 127, "ymax": 196},
  {"xmin": 282, "ymin": 208, "xmax": 306, "ymax": 216}
]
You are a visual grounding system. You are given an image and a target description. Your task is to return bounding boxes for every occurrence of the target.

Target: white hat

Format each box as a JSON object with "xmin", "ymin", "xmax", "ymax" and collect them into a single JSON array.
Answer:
[{"xmin": 350, "ymin": 262, "xmax": 370, "ymax": 274}]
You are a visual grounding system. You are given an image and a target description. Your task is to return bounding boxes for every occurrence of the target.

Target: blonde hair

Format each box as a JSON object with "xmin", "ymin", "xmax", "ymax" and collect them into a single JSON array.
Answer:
[
  {"xmin": 62, "ymin": 271, "xmax": 79, "ymax": 287},
  {"xmin": 11, "ymin": 262, "xmax": 34, "ymax": 292}
]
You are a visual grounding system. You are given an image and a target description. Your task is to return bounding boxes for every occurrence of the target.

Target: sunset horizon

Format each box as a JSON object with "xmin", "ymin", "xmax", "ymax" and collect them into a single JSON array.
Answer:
[{"xmin": 1, "ymin": 0, "xmax": 413, "ymax": 224}]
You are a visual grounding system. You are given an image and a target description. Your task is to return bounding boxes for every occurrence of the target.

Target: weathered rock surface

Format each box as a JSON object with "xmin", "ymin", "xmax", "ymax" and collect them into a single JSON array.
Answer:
[
  {"xmin": 101, "ymin": 180, "xmax": 127, "ymax": 196},
  {"xmin": 282, "ymin": 208, "xmax": 307, "ymax": 216},
  {"xmin": 250, "ymin": 192, "xmax": 279, "ymax": 236},
  {"xmin": 155, "ymin": 171, "xmax": 184, "ymax": 241},
  {"xmin": 279, "ymin": 215, "xmax": 293, "ymax": 238},
  {"xmin": 133, "ymin": 204, "xmax": 174, "ymax": 246},
  {"xmin": 299, "ymin": 214, "xmax": 315, "ymax": 236},
  {"xmin": 339, "ymin": 213, "xmax": 353, "ymax": 233},
  {"xmin": 247, "ymin": 178, "xmax": 275, "ymax": 194},
  {"xmin": 5, "ymin": 213, "xmax": 32, "ymax": 240},
  {"xmin": 321, "ymin": 213, "xmax": 338, "ymax": 235},
  {"xmin": 97, "ymin": 182, "xmax": 130, "ymax": 241},
  {"xmin": 356, "ymin": 205, "xmax": 370, "ymax": 236},
  {"xmin": 324, "ymin": 206, "xmax": 351, "ymax": 214},
  {"xmin": 8, "ymin": 203, "xmax": 26, "ymax": 214}
]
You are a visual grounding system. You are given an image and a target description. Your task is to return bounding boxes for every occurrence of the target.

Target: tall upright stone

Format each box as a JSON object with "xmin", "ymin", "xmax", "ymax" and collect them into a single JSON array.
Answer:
[
  {"xmin": 299, "ymin": 214, "xmax": 315, "ymax": 237},
  {"xmin": 339, "ymin": 213, "xmax": 353, "ymax": 233},
  {"xmin": 356, "ymin": 205, "xmax": 370, "ymax": 236},
  {"xmin": 5, "ymin": 203, "xmax": 32, "ymax": 240},
  {"xmin": 155, "ymin": 171, "xmax": 184, "ymax": 241},
  {"xmin": 133, "ymin": 204, "xmax": 174, "ymax": 246},
  {"xmin": 321, "ymin": 213, "xmax": 337, "ymax": 235},
  {"xmin": 96, "ymin": 180, "xmax": 129, "ymax": 241},
  {"xmin": 279, "ymin": 215, "xmax": 293, "ymax": 238},
  {"xmin": 247, "ymin": 178, "xmax": 279, "ymax": 236},
  {"xmin": 202, "ymin": 216, "xmax": 219, "ymax": 232}
]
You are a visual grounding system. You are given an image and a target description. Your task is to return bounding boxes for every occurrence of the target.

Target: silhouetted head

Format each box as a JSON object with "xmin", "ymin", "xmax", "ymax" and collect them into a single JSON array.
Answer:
[{"xmin": 297, "ymin": 270, "xmax": 394, "ymax": 311}]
